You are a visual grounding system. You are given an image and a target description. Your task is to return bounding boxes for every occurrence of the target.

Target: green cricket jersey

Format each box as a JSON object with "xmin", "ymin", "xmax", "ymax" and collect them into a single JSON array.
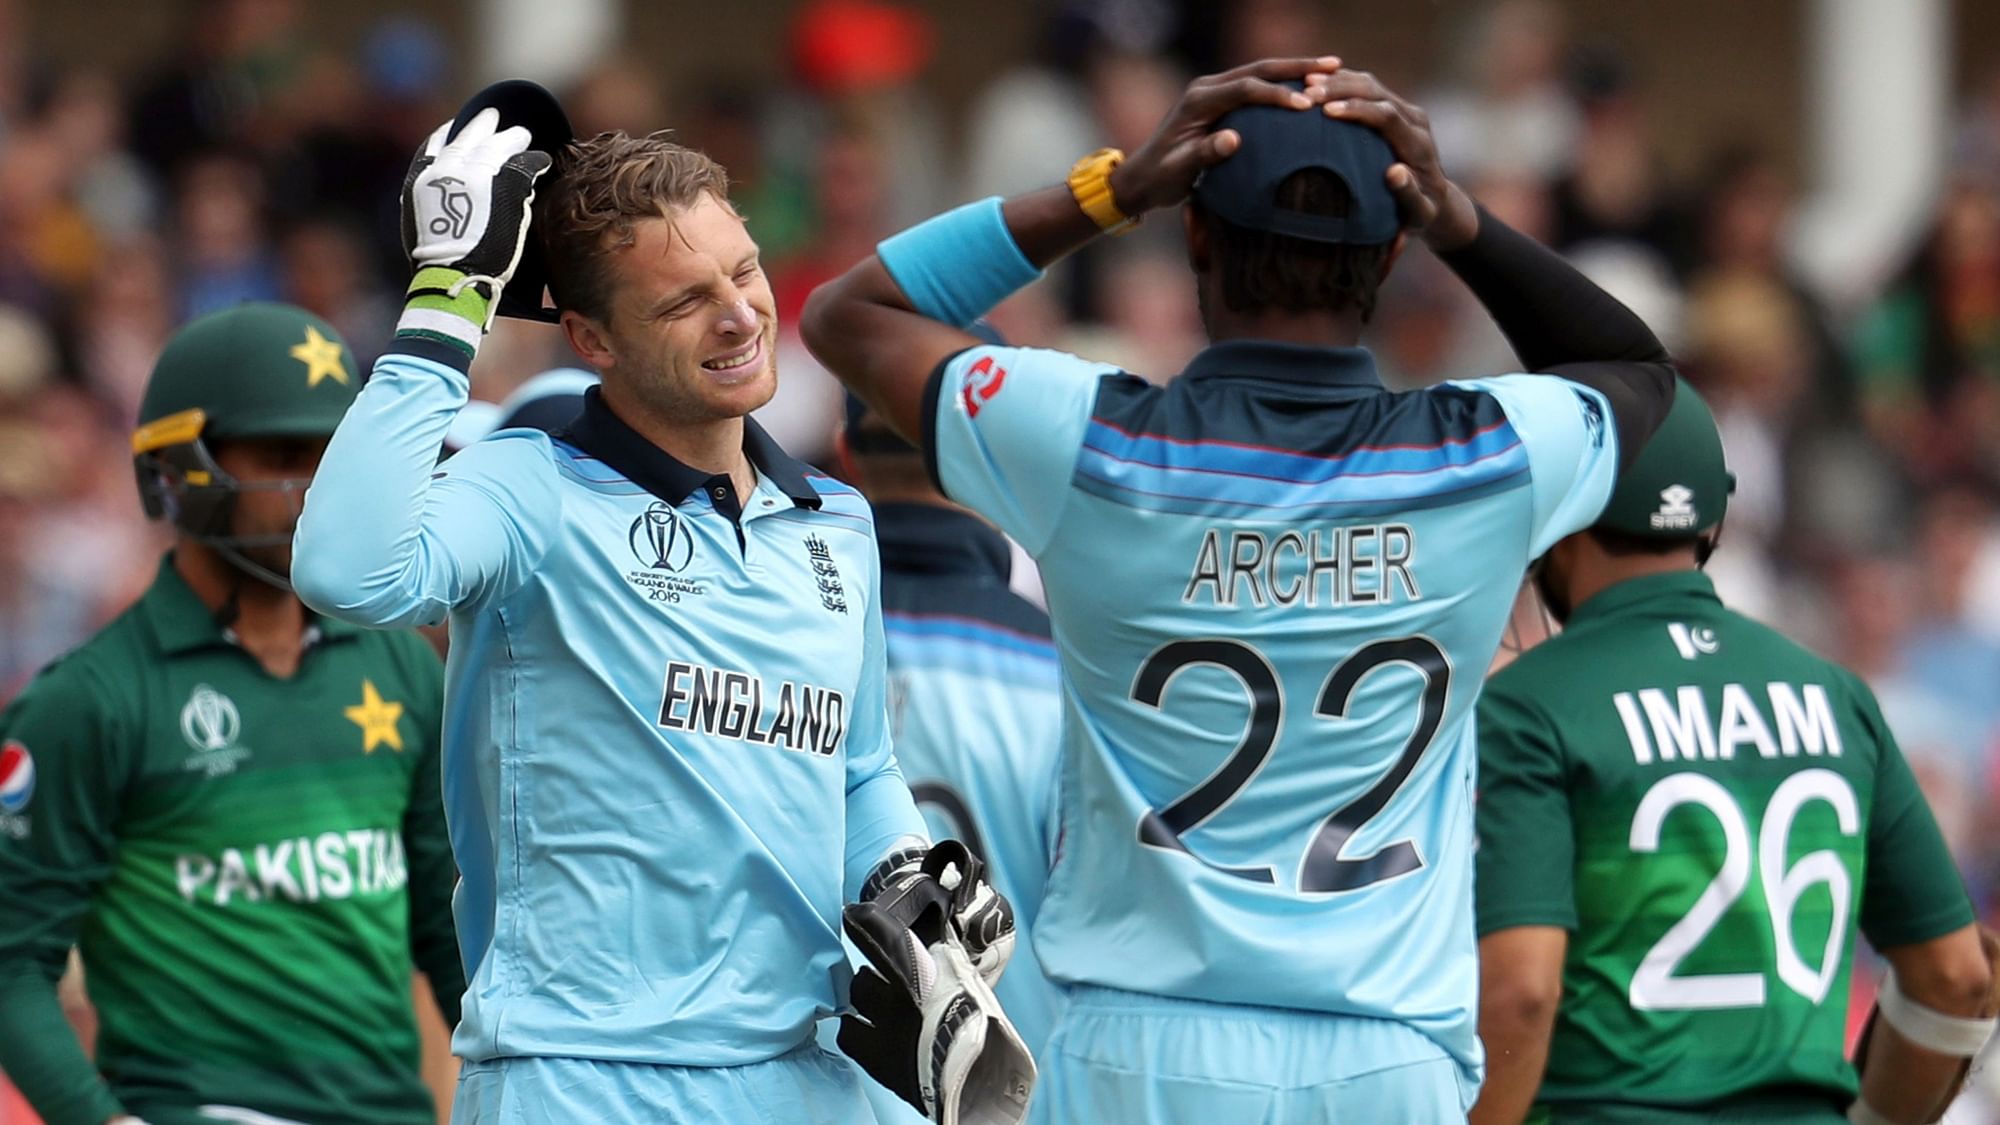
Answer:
[
  {"xmin": 1475, "ymin": 572, "xmax": 1973, "ymax": 1122},
  {"xmin": 0, "ymin": 556, "xmax": 464, "ymax": 1125}
]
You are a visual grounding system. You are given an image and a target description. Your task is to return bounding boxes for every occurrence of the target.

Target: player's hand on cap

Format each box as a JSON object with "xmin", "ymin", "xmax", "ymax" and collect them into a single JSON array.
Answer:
[
  {"xmin": 1108, "ymin": 56, "xmax": 1342, "ymax": 218},
  {"xmin": 399, "ymin": 107, "xmax": 554, "ymax": 313},
  {"xmin": 1317, "ymin": 69, "xmax": 1480, "ymax": 251}
]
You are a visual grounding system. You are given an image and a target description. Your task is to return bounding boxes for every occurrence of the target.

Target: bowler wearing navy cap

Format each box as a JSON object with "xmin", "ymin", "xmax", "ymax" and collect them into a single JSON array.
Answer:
[{"xmin": 804, "ymin": 58, "xmax": 1680, "ymax": 1122}]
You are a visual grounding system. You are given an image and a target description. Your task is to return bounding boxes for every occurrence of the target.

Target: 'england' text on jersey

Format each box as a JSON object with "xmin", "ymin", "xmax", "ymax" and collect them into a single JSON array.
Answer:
[
  {"xmin": 1613, "ymin": 681, "xmax": 1841, "ymax": 766},
  {"xmin": 658, "ymin": 660, "xmax": 847, "ymax": 757},
  {"xmin": 1182, "ymin": 524, "xmax": 1421, "ymax": 609}
]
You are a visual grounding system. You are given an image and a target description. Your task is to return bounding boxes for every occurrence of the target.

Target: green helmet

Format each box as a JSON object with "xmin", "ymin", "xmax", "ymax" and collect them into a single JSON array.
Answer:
[
  {"xmin": 133, "ymin": 303, "xmax": 359, "ymax": 587},
  {"xmin": 1593, "ymin": 377, "xmax": 1733, "ymax": 540}
]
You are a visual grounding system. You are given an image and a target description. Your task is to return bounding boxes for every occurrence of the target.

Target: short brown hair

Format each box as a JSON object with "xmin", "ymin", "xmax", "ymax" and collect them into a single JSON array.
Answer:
[{"xmin": 538, "ymin": 130, "xmax": 731, "ymax": 321}]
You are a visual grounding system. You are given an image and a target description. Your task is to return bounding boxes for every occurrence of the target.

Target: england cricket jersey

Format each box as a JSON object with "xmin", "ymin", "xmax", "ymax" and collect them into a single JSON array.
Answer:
[
  {"xmin": 295, "ymin": 348, "xmax": 926, "ymax": 1068},
  {"xmin": 922, "ymin": 339, "xmax": 1619, "ymax": 1084},
  {"xmin": 873, "ymin": 502, "xmax": 1066, "ymax": 1053}
]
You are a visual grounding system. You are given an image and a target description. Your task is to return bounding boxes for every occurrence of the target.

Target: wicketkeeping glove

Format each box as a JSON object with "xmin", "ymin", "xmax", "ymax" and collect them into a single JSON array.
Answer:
[
  {"xmin": 839, "ymin": 841, "xmax": 1035, "ymax": 1125},
  {"xmin": 399, "ymin": 107, "xmax": 552, "ymax": 329}
]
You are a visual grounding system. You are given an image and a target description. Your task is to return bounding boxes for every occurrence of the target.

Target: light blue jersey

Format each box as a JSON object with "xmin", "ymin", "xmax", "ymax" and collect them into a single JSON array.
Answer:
[
  {"xmin": 922, "ymin": 339, "xmax": 1617, "ymax": 1089},
  {"xmin": 872, "ymin": 502, "xmax": 1066, "ymax": 1054},
  {"xmin": 294, "ymin": 346, "xmax": 926, "ymax": 1071}
]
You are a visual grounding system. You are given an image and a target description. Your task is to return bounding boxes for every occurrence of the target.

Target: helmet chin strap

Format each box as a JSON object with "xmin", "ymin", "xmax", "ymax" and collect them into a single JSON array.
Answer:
[{"xmin": 193, "ymin": 533, "xmax": 295, "ymax": 595}]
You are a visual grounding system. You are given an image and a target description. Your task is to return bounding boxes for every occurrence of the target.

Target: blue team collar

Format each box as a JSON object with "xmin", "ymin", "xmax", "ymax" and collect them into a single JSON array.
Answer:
[
  {"xmin": 873, "ymin": 502, "xmax": 1012, "ymax": 582},
  {"xmin": 559, "ymin": 387, "xmax": 823, "ymax": 511},
  {"xmin": 1179, "ymin": 340, "xmax": 1385, "ymax": 389}
]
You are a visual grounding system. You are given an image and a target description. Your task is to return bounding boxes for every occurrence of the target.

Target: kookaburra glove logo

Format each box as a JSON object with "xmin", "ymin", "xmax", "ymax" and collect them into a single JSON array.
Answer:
[{"xmin": 427, "ymin": 176, "xmax": 474, "ymax": 239}]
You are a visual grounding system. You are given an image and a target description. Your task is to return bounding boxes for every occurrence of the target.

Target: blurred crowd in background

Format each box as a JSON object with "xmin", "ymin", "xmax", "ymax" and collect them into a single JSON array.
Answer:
[{"xmin": 3, "ymin": 0, "xmax": 2000, "ymax": 945}]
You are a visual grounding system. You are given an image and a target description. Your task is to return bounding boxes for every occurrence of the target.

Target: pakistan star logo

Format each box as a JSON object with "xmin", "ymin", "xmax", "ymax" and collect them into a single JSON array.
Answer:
[{"xmin": 630, "ymin": 501, "xmax": 696, "ymax": 572}]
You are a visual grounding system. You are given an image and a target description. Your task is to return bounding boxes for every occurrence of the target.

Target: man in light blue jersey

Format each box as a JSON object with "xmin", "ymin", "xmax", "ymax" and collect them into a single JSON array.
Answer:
[
  {"xmin": 291, "ymin": 90, "xmax": 1006, "ymax": 1123},
  {"xmin": 820, "ymin": 386, "xmax": 1067, "ymax": 1125},
  {"xmin": 840, "ymin": 385, "xmax": 1067, "ymax": 1054},
  {"xmin": 804, "ymin": 58, "xmax": 1679, "ymax": 1122}
]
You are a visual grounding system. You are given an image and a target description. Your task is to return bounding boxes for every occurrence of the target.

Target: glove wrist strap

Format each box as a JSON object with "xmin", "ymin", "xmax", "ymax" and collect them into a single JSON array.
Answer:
[{"xmin": 399, "ymin": 268, "xmax": 493, "ymax": 358}]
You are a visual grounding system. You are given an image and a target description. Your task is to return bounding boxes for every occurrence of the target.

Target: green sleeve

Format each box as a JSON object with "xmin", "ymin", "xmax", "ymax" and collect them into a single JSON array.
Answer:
[
  {"xmin": 1849, "ymin": 675, "xmax": 1975, "ymax": 949},
  {"xmin": 395, "ymin": 636, "xmax": 463, "ymax": 1026},
  {"xmin": 1475, "ymin": 678, "xmax": 1578, "ymax": 935},
  {"xmin": 0, "ymin": 660, "xmax": 132, "ymax": 1125}
]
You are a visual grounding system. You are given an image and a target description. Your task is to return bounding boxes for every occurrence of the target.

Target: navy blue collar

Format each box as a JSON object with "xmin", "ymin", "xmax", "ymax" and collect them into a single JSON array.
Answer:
[
  {"xmin": 1180, "ymin": 340, "xmax": 1384, "ymax": 389},
  {"xmin": 873, "ymin": 502, "xmax": 1012, "ymax": 583},
  {"xmin": 559, "ymin": 387, "xmax": 822, "ymax": 512}
]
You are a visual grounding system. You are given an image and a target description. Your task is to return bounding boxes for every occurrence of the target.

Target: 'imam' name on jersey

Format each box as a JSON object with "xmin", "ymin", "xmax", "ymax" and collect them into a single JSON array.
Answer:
[
  {"xmin": 658, "ymin": 660, "xmax": 847, "ymax": 757},
  {"xmin": 1184, "ymin": 524, "xmax": 1421, "ymax": 609}
]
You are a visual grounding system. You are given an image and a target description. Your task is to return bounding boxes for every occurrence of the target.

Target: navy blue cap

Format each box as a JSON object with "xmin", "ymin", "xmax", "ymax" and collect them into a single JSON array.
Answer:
[{"xmin": 1191, "ymin": 80, "xmax": 1400, "ymax": 246}]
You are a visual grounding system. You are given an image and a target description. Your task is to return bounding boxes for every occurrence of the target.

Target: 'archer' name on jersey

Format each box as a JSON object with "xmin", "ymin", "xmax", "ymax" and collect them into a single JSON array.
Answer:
[
  {"xmin": 1183, "ymin": 524, "xmax": 1421, "ymax": 609},
  {"xmin": 658, "ymin": 660, "xmax": 847, "ymax": 757},
  {"xmin": 1614, "ymin": 681, "xmax": 1842, "ymax": 766},
  {"xmin": 176, "ymin": 829, "xmax": 408, "ymax": 907}
]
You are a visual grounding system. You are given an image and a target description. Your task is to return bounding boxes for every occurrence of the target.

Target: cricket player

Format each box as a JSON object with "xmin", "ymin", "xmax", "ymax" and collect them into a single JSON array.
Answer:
[
  {"xmin": 0, "ymin": 303, "xmax": 462, "ymax": 1125},
  {"xmin": 1471, "ymin": 383, "xmax": 1998, "ymax": 1125},
  {"xmin": 840, "ymin": 386, "xmax": 1067, "ymax": 1054},
  {"xmin": 804, "ymin": 58, "xmax": 1679, "ymax": 1120},
  {"xmin": 293, "ymin": 101, "xmax": 1017, "ymax": 1123}
]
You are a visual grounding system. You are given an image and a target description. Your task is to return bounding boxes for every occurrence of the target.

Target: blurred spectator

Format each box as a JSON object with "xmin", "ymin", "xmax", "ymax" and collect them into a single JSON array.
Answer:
[
  {"xmin": 65, "ymin": 236, "xmax": 175, "ymax": 422},
  {"xmin": 1828, "ymin": 553, "xmax": 1986, "ymax": 864},
  {"xmin": 0, "ymin": 128, "xmax": 95, "ymax": 313},
  {"xmin": 128, "ymin": 0, "xmax": 310, "ymax": 177},
  {"xmin": 279, "ymin": 216, "xmax": 393, "ymax": 365},
  {"xmin": 1957, "ymin": 64, "xmax": 2000, "ymax": 188},
  {"xmin": 679, "ymin": 81, "xmax": 814, "ymax": 263},
  {"xmin": 1062, "ymin": 249, "xmax": 1203, "ymax": 380},
  {"xmin": 566, "ymin": 57, "xmax": 667, "ymax": 138},
  {"xmin": 35, "ymin": 69, "xmax": 157, "ymax": 241},
  {"xmin": 1549, "ymin": 47, "xmax": 1679, "ymax": 267},
  {"xmin": 1213, "ymin": 0, "xmax": 1329, "ymax": 71},
  {"xmin": 1426, "ymin": 0, "xmax": 1580, "ymax": 181},
  {"xmin": 1853, "ymin": 180, "xmax": 2000, "ymax": 487},
  {"xmin": 775, "ymin": 0, "xmax": 945, "ymax": 230},
  {"xmin": 765, "ymin": 122, "xmax": 897, "ymax": 463},
  {"xmin": 172, "ymin": 151, "xmax": 281, "ymax": 319}
]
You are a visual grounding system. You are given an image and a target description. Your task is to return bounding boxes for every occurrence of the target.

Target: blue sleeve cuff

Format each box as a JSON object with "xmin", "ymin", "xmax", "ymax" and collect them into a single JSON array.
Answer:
[{"xmin": 877, "ymin": 197, "xmax": 1043, "ymax": 328}]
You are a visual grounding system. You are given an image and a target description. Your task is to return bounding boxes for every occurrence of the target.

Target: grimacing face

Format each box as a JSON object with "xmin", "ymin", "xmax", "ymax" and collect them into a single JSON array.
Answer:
[{"xmin": 566, "ymin": 193, "xmax": 778, "ymax": 426}]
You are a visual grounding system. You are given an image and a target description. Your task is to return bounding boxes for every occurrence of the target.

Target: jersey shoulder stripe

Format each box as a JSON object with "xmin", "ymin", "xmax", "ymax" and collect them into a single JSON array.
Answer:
[{"xmin": 1078, "ymin": 378, "xmax": 1529, "ymax": 518}]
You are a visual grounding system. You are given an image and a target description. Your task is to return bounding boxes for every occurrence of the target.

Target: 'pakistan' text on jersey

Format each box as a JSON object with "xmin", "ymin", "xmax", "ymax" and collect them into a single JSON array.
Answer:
[
  {"xmin": 0, "ymin": 557, "xmax": 457, "ymax": 1125},
  {"xmin": 922, "ymin": 340, "xmax": 1620, "ymax": 1088},
  {"xmin": 294, "ymin": 352, "xmax": 927, "ymax": 1069},
  {"xmin": 1475, "ymin": 571, "xmax": 1973, "ymax": 1120},
  {"xmin": 874, "ymin": 502, "xmax": 1066, "ymax": 1053}
]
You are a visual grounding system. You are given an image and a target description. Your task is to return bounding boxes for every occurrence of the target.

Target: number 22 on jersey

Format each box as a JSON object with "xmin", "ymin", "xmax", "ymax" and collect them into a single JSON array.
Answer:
[
  {"xmin": 1629, "ymin": 769, "xmax": 1860, "ymax": 1010},
  {"xmin": 1128, "ymin": 635, "xmax": 1451, "ymax": 895}
]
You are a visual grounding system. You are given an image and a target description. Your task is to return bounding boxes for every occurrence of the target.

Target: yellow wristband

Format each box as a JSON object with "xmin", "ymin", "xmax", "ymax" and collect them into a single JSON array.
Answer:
[{"xmin": 1067, "ymin": 148, "xmax": 1138, "ymax": 235}]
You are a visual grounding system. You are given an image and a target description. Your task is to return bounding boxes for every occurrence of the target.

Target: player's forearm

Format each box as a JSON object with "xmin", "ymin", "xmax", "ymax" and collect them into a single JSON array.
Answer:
[
  {"xmin": 0, "ymin": 966, "xmax": 126, "ymax": 1125},
  {"xmin": 293, "ymin": 343, "xmax": 472, "ymax": 628},
  {"xmin": 1467, "ymin": 1016, "xmax": 1553, "ymax": 1125},
  {"xmin": 1434, "ymin": 205, "xmax": 1668, "ymax": 370},
  {"xmin": 843, "ymin": 769, "xmax": 930, "ymax": 902},
  {"xmin": 1433, "ymin": 205, "xmax": 1676, "ymax": 469}
]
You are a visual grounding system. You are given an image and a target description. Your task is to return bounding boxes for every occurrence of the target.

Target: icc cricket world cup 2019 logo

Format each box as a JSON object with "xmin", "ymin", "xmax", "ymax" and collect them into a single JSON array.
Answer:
[
  {"xmin": 427, "ymin": 176, "xmax": 474, "ymax": 240},
  {"xmin": 631, "ymin": 502, "xmax": 696, "ymax": 573}
]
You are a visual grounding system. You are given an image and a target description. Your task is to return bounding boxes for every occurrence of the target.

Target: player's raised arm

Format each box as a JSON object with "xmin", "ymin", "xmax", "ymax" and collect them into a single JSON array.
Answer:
[
  {"xmin": 801, "ymin": 56, "xmax": 1345, "ymax": 447},
  {"xmin": 293, "ymin": 108, "xmax": 561, "ymax": 628},
  {"xmin": 1312, "ymin": 68, "xmax": 1678, "ymax": 469}
]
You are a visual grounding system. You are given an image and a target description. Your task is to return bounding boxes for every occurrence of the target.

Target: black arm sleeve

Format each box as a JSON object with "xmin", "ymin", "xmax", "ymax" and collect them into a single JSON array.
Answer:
[{"xmin": 1435, "ymin": 206, "xmax": 1678, "ymax": 469}]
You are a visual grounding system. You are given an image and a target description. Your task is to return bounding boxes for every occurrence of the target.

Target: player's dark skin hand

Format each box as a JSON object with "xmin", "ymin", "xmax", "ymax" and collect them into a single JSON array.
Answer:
[
  {"xmin": 1106, "ymin": 56, "xmax": 1343, "ymax": 217},
  {"xmin": 1314, "ymin": 68, "xmax": 1482, "ymax": 252}
]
